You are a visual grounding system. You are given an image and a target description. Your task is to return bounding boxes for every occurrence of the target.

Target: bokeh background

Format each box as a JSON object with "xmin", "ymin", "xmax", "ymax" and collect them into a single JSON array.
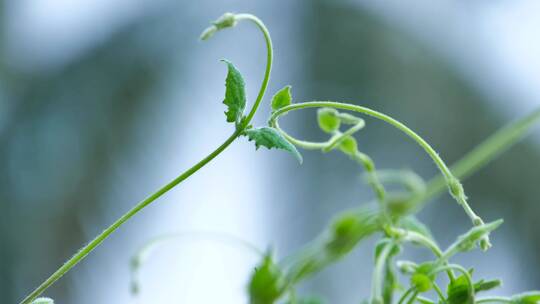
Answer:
[{"xmin": 1, "ymin": 1, "xmax": 540, "ymax": 303}]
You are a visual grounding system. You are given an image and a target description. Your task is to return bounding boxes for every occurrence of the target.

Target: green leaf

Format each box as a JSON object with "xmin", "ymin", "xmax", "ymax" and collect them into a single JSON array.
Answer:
[
  {"xmin": 411, "ymin": 273, "xmax": 433, "ymax": 292},
  {"xmin": 511, "ymin": 291, "xmax": 540, "ymax": 304},
  {"xmin": 411, "ymin": 261, "xmax": 437, "ymax": 291},
  {"xmin": 221, "ymin": 60, "xmax": 246, "ymax": 125},
  {"xmin": 244, "ymin": 127, "xmax": 303, "ymax": 163},
  {"xmin": 326, "ymin": 208, "xmax": 382, "ymax": 256},
  {"xmin": 399, "ymin": 216, "xmax": 434, "ymax": 241},
  {"xmin": 271, "ymin": 85, "xmax": 292, "ymax": 112},
  {"xmin": 447, "ymin": 273, "xmax": 474, "ymax": 304},
  {"xmin": 317, "ymin": 108, "xmax": 341, "ymax": 133},
  {"xmin": 444, "ymin": 219, "xmax": 503, "ymax": 259},
  {"xmin": 249, "ymin": 253, "xmax": 286, "ymax": 304},
  {"xmin": 474, "ymin": 279, "xmax": 501, "ymax": 293},
  {"xmin": 386, "ymin": 194, "xmax": 416, "ymax": 217},
  {"xmin": 286, "ymin": 208, "xmax": 382, "ymax": 284},
  {"xmin": 338, "ymin": 136, "xmax": 358, "ymax": 156},
  {"xmin": 31, "ymin": 298, "xmax": 54, "ymax": 304}
]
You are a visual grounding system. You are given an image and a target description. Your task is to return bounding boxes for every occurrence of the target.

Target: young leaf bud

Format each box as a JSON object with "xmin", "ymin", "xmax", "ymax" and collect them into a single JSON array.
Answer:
[
  {"xmin": 248, "ymin": 253, "xmax": 286, "ymax": 304},
  {"xmin": 411, "ymin": 273, "xmax": 433, "ymax": 292},
  {"xmin": 338, "ymin": 136, "xmax": 358, "ymax": 156},
  {"xmin": 396, "ymin": 260, "xmax": 418, "ymax": 274},
  {"xmin": 200, "ymin": 12, "xmax": 237, "ymax": 41},
  {"xmin": 317, "ymin": 108, "xmax": 341, "ymax": 133}
]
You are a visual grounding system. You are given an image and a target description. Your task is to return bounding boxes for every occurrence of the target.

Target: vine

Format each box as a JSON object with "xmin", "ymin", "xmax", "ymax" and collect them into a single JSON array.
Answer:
[{"xmin": 21, "ymin": 12, "xmax": 540, "ymax": 304}]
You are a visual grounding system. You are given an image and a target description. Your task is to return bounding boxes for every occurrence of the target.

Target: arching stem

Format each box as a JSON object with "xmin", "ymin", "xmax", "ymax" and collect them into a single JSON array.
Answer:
[
  {"xmin": 270, "ymin": 101, "xmax": 489, "ymax": 248},
  {"xmin": 19, "ymin": 13, "xmax": 274, "ymax": 304}
]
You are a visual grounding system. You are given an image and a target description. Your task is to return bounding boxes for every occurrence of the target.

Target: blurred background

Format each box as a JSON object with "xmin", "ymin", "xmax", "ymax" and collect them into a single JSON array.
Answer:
[{"xmin": 1, "ymin": 0, "xmax": 539, "ymax": 303}]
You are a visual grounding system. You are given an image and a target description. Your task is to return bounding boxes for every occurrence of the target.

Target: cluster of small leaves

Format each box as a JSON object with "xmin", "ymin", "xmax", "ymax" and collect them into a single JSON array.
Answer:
[
  {"xmin": 182, "ymin": 48, "xmax": 540, "ymax": 303},
  {"xmin": 200, "ymin": 15, "xmax": 538, "ymax": 302},
  {"xmin": 219, "ymin": 59, "xmax": 303, "ymax": 163},
  {"xmin": 240, "ymin": 91, "xmax": 537, "ymax": 303},
  {"xmin": 126, "ymin": 64, "xmax": 540, "ymax": 303}
]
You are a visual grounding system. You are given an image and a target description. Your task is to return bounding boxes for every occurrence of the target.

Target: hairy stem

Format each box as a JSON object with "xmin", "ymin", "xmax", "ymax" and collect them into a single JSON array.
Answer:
[
  {"xmin": 388, "ymin": 228, "xmax": 442, "ymax": 257},
  {"xmin": 370, "ymin": 240, "xmax": 395, "ymax": 304},
  {"xmin": 20, "ymin": 13, "xmax": 274, "ymax": 304},
  {"xmin": 20, "ymin": 132, "xmax": 240, "ymax": 304},
  {"xmin": 387, "ymin": 226, "xmax": 455, "ymax": 280},
  {"xmin": 275, "ymin": 116, "xmax": 387, "ymax": 205},
  {"xmin": 236, "ymin": 14, "xmax": 273, "ymax": 128}
]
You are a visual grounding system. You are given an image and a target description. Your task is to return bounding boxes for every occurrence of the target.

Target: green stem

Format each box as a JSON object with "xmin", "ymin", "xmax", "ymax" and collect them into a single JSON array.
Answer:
[
  {"xmin": 420, "ymin": 108, "xmax": 540, "ymax": 205},
  {"xmin": 416, "ymin": 296, "xmax": 436, "ymax": 304},
  {"xmin": 406, "ymin": 291, "xmax": 420, "ymax": 304},
  {"xmin": 433, "ymin": 283, "xmax": 447, "ymax": 303},
  {"xmin": 397, "ymin": 287, "xmax": 416, "ymax": 304},
  {"xmin": 235, "ymin": 14, "xmax": 273, "ymax": 128},
  {"xmin": 275, "ymin": 116, "xmax": 388, "ymax": 205},
  {"xmin": 270, "ymin": 101, "xmax": 484, "ymax": 236},
  {"xmin": 323, "ymin": 120, "xmax": 365, "ymax": 152},
  {"xmin": 20, "ymin": 131, "xmax": 240, "ymax": 304},
  {"xmin": 370, "ymin": 240, "xmax": 394, "ymax": 303},
  {"xmin": 272, "ymin": 118, "xmax": 328, "ymax": 150},
  {"xmin": 353, "ymin": 152, "xmax": 386, "ymax": 203},
  {"xmin": 387, "ymin": 227, "xmax": 455, "ymax": 281},
  {"xmin": 389, "ymin": 228, "xmax": 442, "ymax": 257},
  {"xmin": 20, "ymin": 12, "xmax": 275, "ymax": 304},
  {"xmin": 270, "ymin": 102, "xmax": 452, "ymax": 184},
  {"xmin": 432, "ymin": 264, "xmax": 474, "ymax": 298}
]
